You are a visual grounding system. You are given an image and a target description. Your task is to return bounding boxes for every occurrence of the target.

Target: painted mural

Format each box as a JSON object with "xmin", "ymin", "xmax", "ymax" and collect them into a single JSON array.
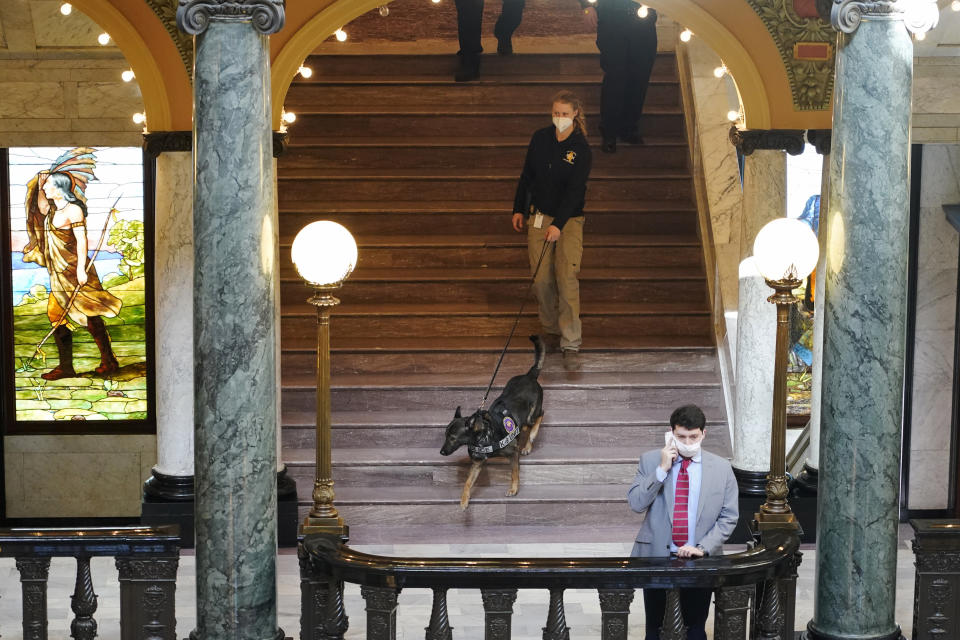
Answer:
[{"xmin": 7, "ymin": 147, "xmax": 147, "ymax": 422}]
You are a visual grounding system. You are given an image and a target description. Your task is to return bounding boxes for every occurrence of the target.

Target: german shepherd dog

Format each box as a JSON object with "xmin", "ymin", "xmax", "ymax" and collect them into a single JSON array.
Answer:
[{"xmin": 440, "ymin": 335, "xmax": 545, "ymax": 510}]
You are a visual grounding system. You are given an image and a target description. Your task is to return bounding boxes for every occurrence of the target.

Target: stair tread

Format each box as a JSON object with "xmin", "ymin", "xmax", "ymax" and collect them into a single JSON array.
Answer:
[
  {"xmin": 286, "ymin": 335, "xmax": 715, "ymax": 351},
  {"xmin": 287, "ymin": 137, "xmax": 687, "ymax": 148},
  {"xmin": 288, "ymin": 444, "xmax": 647, "ymax": 466},
  {"xmin": 286, "ymin": 406, "xmax": 724, "ymax": 428},
  {"xmin": 279, "ymin": 168, "xmax": 690, "ymax": 180},
  {"xmin": 288, "ymin": 370, "xmax": 721, "ymax": 389},
  {"xmin": 286, "ymin": 267, "xmax": 704, "ymax": 282},
  {"xmin": 285, "ymin": 301, "xmax": 708, "ymax": 317},
  {"xmin": 325, "ymin": 483, "xmax": 635, "ymax": 504},
  {"xmin": 278, "ymin": 234, "xmax": 699, "ymax": 248},
  {"xmin": 279, "ymin": 199, "xmax": 696, "ymax": 213},
  {"xmin": 291, "ymin": 104, "xmax": 683, "ymax": 116},
  {"xmin": 296, "ymin": 74, "xmax": 675, "ymax": 86}
]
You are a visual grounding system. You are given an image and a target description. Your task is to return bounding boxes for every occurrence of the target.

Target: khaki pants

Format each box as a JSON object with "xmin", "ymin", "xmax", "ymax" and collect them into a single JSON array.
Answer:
[{"xmin": 527, "ymin": 215, "xmax": 583, "ymax": 351}]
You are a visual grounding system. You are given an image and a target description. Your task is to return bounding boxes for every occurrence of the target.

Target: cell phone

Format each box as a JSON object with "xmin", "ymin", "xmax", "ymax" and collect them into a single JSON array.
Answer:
[{"xmin": 664, "ymin": 431, "xmax": 675, "ymax": 448}]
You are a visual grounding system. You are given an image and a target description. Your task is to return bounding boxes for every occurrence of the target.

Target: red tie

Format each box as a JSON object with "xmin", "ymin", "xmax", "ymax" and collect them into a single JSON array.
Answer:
[{"xmin": 672, "ymin": 458, "xmax": 692, "ymax": 547}]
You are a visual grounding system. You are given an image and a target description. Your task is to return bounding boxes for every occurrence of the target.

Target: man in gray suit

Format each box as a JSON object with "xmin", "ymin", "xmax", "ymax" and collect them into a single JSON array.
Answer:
[{"xmin": 628, "ymin": 404, "xmax": 739, "ymax": 640}]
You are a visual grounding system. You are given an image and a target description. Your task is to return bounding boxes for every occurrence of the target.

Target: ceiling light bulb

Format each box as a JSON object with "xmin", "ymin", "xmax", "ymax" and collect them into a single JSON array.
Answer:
[
  {"xmin": 60, "ymin": 3, "xmax": 72, "ymax": 16},
  {"xmin": 282, "ymin": 111, "xmax": 297, "ymax": 124},
  {"xmin": 335, "ymin": 28, "xmax": 347, "ymax": 42},
  {"xmin": 379, "ymin": 5, "xmax": 389, "ymax": 16},
  {"xmin": 98, "ymin": 32, "xmax": 111, "ymax": 45},
  {"xmin": 714, "ymin": 65, "xmax": 727, "ymax": 78},
  {"xmin": 680, "ymin": 29, "xmax": 693, "ymax": 43},
  {"xmin": 952, "ymin": 0, "xmax": 960, "ymax": 11},
  {"xmin": 727, "ymin": 110, "xmax": 740, "ymax": 122},
  {"xmin": 637, "ymin": 5, "xmax": 649, "ymax": 18},
  {"xmin": 915, "ymin": 31, "xmax": 926, "ymax": 41},
  {"xmin": 298, "ymin": 65, "xmax": 313, "ymax": 78},
  {"xmin": 587, "ymin": 0, "xmax": 597, "ymax": 3},
  {"xmin": 132, "ymin": 112, "xmax": 146, "ymax": 125},
  {"xmin": 121, "ymin": 69, "xmax": 135, "ymax": 82},
  {"xmin": 432, "ymin": 0, "xmax": 442, "ymax": 4}
]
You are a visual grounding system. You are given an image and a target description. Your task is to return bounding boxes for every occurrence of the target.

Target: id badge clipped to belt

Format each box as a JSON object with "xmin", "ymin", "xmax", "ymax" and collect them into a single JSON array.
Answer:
[{"xmin": 533, "ymin": 212, "xmax": 544, "ymax": 229}]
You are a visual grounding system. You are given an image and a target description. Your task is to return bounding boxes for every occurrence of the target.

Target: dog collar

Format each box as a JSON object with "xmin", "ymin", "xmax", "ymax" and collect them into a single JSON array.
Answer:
[{"xmin": 468, "ymin": 415, "xmax": 521, "ymax": 455}]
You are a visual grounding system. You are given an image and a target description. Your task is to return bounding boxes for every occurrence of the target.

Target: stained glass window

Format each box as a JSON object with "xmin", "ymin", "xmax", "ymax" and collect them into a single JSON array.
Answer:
[{"xmin": 3, "ymin": 147, "xmax": 152, "ymax": 427}]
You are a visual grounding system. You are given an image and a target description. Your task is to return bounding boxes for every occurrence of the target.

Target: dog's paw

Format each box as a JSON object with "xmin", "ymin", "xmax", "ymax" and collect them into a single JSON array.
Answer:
[
  {"xmin": 460, "ymin": 498, "xmax": 470, "ymax": 511},
  {"xmin": 520, "ymin": 444, "xmax": 532, "ymax": 455},
  {"xmin": 506, "ymin": 486, "xmax": 518, "ymax": 497}
]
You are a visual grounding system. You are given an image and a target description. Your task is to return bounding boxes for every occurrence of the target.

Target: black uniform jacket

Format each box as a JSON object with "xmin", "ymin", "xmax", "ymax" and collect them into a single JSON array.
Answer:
[{"xmin": 512, "ymin": 126, "xmax": 592, "ymax": 231}]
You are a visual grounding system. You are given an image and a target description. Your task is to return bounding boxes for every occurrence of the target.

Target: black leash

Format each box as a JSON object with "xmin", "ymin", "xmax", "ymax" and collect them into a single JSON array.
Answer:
[{"xmin": 477, "ymin": 238, "xmax": 553, "ymax": 412}]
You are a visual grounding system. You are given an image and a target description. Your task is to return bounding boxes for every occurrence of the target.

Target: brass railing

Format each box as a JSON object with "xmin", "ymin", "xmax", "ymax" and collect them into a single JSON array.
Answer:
[
  {"xmin": 0, "ymin": 525, "xmax": 180, "ymax": 640},
  {"xmin": 299, "ymin": 528, "xmax": 802, "ymax": 640}
]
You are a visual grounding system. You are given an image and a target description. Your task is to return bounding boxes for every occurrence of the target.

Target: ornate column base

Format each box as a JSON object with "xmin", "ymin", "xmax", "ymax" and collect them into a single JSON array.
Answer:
[
  {"xmin": 793, "ymin": 463, "xmax": 819, "ymax": 496},
  {"xmin": 733, "ymin": 467, "xmax": 769, "ymax": 496},
  {"xmin": 802, "ymin": 623, "xmax": 904, "ymax": 640}
]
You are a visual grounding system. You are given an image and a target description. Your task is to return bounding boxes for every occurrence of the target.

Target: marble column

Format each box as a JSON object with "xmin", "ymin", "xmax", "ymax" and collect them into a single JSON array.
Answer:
[
  {"xmin": 796, "ymin": 135, "xmax": 831, "ymax": 495},
  {"xmin": 177, "ymin": 2, "xmax": 285, "ymax": 639},
  {"xmin": 725, "ymin": 139, "xmax": 793, "ymax": 495},
  {"xmin": 806, "ymin": 3, "xmax": 938, "ymax": 639},
  {"xmin": 142, "ymin": 136, "xmax": 197, "ymax": 537}
]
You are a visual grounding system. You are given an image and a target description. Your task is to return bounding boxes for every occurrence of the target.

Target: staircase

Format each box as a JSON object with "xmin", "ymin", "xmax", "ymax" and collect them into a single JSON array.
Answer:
[{"xmin": 278, "ymin": 52, "xmax": 729, "ymax": 544}]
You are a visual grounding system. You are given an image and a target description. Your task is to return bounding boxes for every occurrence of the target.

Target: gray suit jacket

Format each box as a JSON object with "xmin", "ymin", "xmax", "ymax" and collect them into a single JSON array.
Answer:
[{"xmin": 627, "ymin": 448, "xmax": 739, "ymax": 557}]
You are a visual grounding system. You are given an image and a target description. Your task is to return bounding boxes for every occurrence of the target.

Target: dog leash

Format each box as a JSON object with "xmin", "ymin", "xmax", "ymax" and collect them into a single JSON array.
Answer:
[{"xmin": 476, "ymin": 238, "xmax": 553, "ymax": 413}]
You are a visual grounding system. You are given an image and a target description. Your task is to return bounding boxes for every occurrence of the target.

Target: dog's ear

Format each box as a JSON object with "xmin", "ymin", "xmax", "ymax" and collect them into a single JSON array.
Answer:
[
  {"xmin": 455, "ymin": 406, "xmax": 462, "ymax": 419},
  {"xmin": 471, "ymin": 417, "xmax": 483, "ymax": 432}
]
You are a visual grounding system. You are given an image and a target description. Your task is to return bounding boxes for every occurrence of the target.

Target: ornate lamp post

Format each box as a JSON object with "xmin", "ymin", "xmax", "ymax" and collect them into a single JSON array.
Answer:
[
  {"xmin": 752, "ymin": 218, "xmax": 819, "ymax": 530},
  {"xmin": 292, "ymin": 221, "xmax": 358, "ymax": 536}
]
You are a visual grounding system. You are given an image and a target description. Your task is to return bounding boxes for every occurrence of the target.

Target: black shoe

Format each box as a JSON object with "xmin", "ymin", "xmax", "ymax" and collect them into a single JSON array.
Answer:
[
  {"xmin": 620, "ymin": 131, "xmax": 644, "ymax": 145},
  {"xmin": 454, "ymin": 63, "xmax": 480, "ymax": 82},
  {"xmin": 497, "ymin": 37, "xmax": 513, "ymax": 55},
  {"xmin": 601, "ymin": 138, "xmax": 617, "ymax": 153}
]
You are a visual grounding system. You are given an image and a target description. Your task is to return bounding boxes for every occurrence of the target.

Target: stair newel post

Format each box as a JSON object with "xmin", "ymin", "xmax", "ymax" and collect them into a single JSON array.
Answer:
[
  {"xmin": 598, "ymin": 589, "xmax": 634, "ymax": 640},
  {"xmin": 659, "ymin": 589, "xmax": 687, "ymax": 640},
  {"xmin": 425, "ymin": 587, "xmax": 453, "ymax": 640},
  {"xmin": 70, "ymin": 555, "xmax": 98, "ymax": 640},
  {"xmin": 481, "ymin": 589, "xmax": 518, "ymax": 640},
  {"xmin": 542, "ymin": 588, "xmax": 570, "ymax": 640},
  {"xmin": 298, "ymin": 543, "xmax": 349, "ymax": 640},
  {"xmin": 292, "ymin": 221, "xmax": 357, "ymax": 537},
  {"xmin": 16, "ymin": 556, "xmax": 51, "ymax": 640},
  {"xmin": 360, "ymin": 586, "xmax": 400, "ymax": 640},
  {"xmin": 714, "ymin": 585, "xmax": 752, "ymax": 640}
]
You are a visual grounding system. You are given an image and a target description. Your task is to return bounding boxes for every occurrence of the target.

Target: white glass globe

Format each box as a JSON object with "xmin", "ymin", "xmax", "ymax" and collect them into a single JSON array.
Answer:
[
  {"xmin": 753, "ymin": 218, "xmax": 819, "ymax": 282},
  {"xmin": 292, "ymin": 221, "xmax": 358, "ymax": 287}
]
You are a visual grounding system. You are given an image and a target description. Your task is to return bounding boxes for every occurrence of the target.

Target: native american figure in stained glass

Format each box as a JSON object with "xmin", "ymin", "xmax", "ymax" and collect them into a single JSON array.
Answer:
[{"xmin": 22, "ymin": 148, "xmax": 123, "ymax": 380}]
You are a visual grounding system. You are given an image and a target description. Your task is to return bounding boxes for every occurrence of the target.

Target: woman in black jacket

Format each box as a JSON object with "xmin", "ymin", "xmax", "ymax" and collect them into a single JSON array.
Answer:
[{"xmin": 511, "ymin": 90, "xmax": 593, "ymax": 371}]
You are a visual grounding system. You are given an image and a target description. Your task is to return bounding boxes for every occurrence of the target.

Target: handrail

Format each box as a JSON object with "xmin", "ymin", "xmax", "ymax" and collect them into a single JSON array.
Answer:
[
  {"xmin": 300, "ymin": 528, "xmax": 802, "ymax": 640},
  {"xmin": 0, "ymin": 525, "xmax": 181, "ymax": 640}
]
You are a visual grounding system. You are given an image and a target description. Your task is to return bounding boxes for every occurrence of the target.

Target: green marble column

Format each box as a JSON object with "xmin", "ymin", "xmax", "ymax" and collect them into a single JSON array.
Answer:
[
  {"xmin": 176, "ymin": 2, "xmax": 285, "ymax": 639},
  {"xmin": 805, "ymin": 2, "xmax": 938, "ymax": 639}
]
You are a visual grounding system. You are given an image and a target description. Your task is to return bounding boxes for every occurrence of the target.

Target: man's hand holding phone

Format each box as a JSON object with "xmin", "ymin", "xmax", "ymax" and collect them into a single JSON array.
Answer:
[{"xmin": 660, "ymin": 431, "xmax": 678, "ymax": 472}]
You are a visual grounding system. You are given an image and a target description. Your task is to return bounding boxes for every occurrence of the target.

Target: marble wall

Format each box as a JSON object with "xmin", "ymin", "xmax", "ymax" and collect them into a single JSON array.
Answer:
[
  {"xmin": 908, "ymin": 143, "xmax": 960, "ymax": 510},
  {"xmin": 914, "ymin": 58, "xmax": 960, "ymax": 143}
]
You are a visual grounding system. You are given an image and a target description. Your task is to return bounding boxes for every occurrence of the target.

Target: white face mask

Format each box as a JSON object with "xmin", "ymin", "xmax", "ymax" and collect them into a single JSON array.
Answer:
[
  {"xmin": 553, "ymin": 116, "xmax": 573, "ymax": 133},
  {"xmin": 676, "ymin": 439, "xmax": 701, "ymax": 458}
]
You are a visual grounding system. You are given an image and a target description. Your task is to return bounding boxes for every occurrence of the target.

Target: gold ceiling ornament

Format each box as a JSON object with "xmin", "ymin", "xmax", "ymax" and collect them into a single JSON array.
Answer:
[
  {"xmin": 144, "ymin": 0, "xmax": 195, "ymax": 80},
  {"xmin": 746, "ymin": 0, "xmax": 837, "ymax": 111}
]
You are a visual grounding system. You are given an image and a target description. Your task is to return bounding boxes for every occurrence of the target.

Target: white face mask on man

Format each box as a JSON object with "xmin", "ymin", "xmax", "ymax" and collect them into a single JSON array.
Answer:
[
  {"xmin": 675, "ymin": 438, "xmax": 701, "ymax": 459},
  {"xmin": 552, "ymin": 116, "xmax": 573, "ymax": 133}
]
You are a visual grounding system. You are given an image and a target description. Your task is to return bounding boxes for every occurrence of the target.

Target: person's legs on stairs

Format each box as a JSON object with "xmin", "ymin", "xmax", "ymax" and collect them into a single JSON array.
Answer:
[
  {"xmin": 494, "ymin": 0, "xmax": 525, "ymax": 54},
  {"xmin": 528, "ymin": 219, "xmax": 560, "ymax": 338},
  {"xmin": 455, "ymin": 0, "xmax": 484, "ymax": 80},
  {"xmin": 555, "ymin": 218, "xmax": 583, "ymax": 354}
]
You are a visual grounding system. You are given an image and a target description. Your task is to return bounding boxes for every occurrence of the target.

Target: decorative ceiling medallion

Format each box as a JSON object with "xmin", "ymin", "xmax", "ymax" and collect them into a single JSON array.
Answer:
[
  {"xmin": 746, "ymin": 0, "xmax": 836, "ymax": 111},
  {"xmin": 145, "ymin": 0, "xmax": 194, "ymax": 80}
]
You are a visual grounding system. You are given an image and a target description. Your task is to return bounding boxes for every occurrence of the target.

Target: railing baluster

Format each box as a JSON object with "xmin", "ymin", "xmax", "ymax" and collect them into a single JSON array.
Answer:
[
  {"xmin": 542, "ymin": 588, "xmax": 570, "ymax": 640},
  {"xmin": 115, "ymin": 555, "xmax": 179, "ymax": 640},
  {"xmin": 360, "ymin": 585, "xmax": 400, "ymax": 640},
  {"xmin": 481, "ymin": 588, "xmax": 517, "ymax": 640},
  {"xmin": 298, "ymin": 544, "xmax": 349, "ymax": 640},
  {"xmin": 70, "ymin": 555, "xmax": 98, "ymax": 640},
  {"xmin": 757, "ymin": 579, "xmax": 782, "ymax": 639},
  {"xmin": 425, "ymin": 587, "xmax": 453, "ymax": 640},
  {"xmin": 660, "ymin": 589, "xmax": 686, "ymax": 640},
  {"xmin": 778, "ymin": 552, "xmax": 802, "ymax": 638},
  {"xmin": 714, "ymin": 585, "xmax": 752, "ymax": 640},
  {"xmin": 598, "ymin": 589, "xmax": 633, "ymax": 640},
  {"xmin": 16, "ymin": 557, "xmax": 51, "ymax": 640}
]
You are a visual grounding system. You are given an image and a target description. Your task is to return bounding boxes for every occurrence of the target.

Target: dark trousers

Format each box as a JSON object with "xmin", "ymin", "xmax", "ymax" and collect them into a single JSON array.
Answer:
[
  {"xmin": 454, "ymin": 0, "xmax": 525, "ymax": 65},
  {"xmin": 642, "ymin": 587, "xmax": 712, "ymax": 640},
  {"xmin": 596, "ymin": 0, "xmax": 658, "ymax": 138}
]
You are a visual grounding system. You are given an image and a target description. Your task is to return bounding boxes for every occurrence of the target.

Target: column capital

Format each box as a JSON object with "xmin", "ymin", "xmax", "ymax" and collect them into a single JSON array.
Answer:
[
  {"xmin": 143, "ymin": 130, "xmax": 288, "ymax": 157},
  {"xmin": 177, "ymin": 0, "xmax": 285, "ymax": 36},
  {"xmin": 729, "ymin": 126, "xmax": 806, "ymax": 156},
  {"xmin": 830, "ymin": 0, "xmax": 939, "ymax": 35},
  {"xmin": 807, "ymin": 129, "xmax": 832, "ymax": 155}
]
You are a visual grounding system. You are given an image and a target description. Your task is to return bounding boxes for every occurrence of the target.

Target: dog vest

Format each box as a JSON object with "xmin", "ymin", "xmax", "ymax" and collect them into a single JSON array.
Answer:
[{"xmin": 468, "ymin": 411, "xmax": 522, "ymax": 455}]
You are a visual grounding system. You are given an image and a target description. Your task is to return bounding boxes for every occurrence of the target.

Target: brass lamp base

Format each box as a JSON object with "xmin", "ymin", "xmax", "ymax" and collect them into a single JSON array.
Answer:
[
  {"xmin": 300, "ymin": 516, "xmax": 349, "ymax": 537},
  {"xmin": 753, "ymin": 510, "xmax": 799, "ymax": 531}
]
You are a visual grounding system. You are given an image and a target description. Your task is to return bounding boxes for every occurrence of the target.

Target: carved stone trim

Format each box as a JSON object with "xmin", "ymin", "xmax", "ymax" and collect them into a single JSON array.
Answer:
[
  {"xmin": 273, "ymin": 130, "xmax": 290, "ymax": 158},
  {"xmin": 177, "ymin": 0, "xmax": 286, "ymax": 36},
  {"xmin": 144, "ymin": 468, "xmax": 195, "ymax": 501},
  {"xmin": 806, "ymin": 130, "xmax": 832, "ymax": 155},
  {"xmin": 146, "ymin": 0, "xmax": 194, "ymax": 79},
  {"xmin": 831, "ymin": 0, "xmax": 939, "ymax": 34},
  {"xmin": 116, "ymin": 556, "xmax": 180, "ymax": 581},
  {"xmin": 729, "ymin": 127, "xmax": 806, "ymax": 156},
  {"xmin": 144, "ymin": 131, "xmax": 192, "ymax": 158}
]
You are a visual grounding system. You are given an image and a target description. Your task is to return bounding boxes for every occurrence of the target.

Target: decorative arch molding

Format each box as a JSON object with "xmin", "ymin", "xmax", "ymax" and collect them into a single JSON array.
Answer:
[
  {"xmin": 271, "ymin": 0, "xmax": 774, "ymax": 129},
  {"xmin": 68, "ymin": 0, "xmax": 193, "ymax": 131}
]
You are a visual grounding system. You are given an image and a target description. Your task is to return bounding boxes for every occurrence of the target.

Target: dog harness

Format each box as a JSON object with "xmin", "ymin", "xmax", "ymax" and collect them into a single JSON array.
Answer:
[{"xmin": 468, "ymin": 412, "xmax": 521, "ymax": 455}]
